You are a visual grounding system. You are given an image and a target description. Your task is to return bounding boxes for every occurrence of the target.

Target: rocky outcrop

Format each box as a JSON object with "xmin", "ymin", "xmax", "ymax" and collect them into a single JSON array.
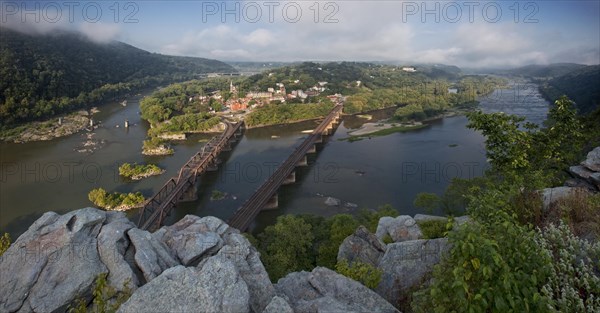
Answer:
[
  {"xmin": 338, "ymin": 218, "xmax": 452, "ymax": 311},
  {"xmin": 582, "ymin": 147, "xmax": 600, "ymax": 172},
  {"xmin": 3, "ymin": 208, "xmax": 421, "ymax": 313},
  {"xmin": 376, "ymin": 215, "xmax": 422, "ymax": 242},
  {"xmin": 377, "ymin": 238, "xmax": 450, "ymax": 308},
  {"xmin": 118, "ymin": 257, "xmax": 250, "ymax": 313},
  {"xmin": 0, "ymin": 209, "xmax": 278, "ymax": 313},
  {"xmin": 263, "ymin": 296, "xmax": 294, "ymax": 313},
  {"xmin": 337, "ymin": 225, "xmax": 386, "ymax": 267},
  {"xmin": 566, "ymin": 147, "xmax": 600, "ymax": 191},
  {"xmin": 0, "ymin": 209, "xmax": 110, "ymax": 312},
  {"xmin": 275, "ymin": 267, "xmax": 399, "ymax": 313}
]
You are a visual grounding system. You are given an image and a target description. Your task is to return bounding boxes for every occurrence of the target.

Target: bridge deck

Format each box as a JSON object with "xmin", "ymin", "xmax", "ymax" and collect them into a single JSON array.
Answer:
[
  {"xmin": 228, "ymin": 105, "xmax": 343, "ymax": 231},
  {"xmin": 137, "ymin": 121, "xmax": 244, "ymax": 231}
]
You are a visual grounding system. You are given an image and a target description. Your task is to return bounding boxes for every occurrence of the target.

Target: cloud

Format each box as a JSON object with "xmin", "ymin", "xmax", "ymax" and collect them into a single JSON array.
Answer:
[
  {"xmin": 78, "ymin": 23, "xmax": 121, "ymax": 43},
  {"xmin": 1, "ymin": 4, "xmax": 120, "ymax": 43}
]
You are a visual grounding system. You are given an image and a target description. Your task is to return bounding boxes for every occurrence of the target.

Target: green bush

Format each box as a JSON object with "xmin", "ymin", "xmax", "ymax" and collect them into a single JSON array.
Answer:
[
  {"xmin": 336, "ymin": 259, "xmax": 383, "ymax": 289},
  {"xmin": 417, "ymin": 220, "xmax": 448, "ymax": 239},
  {"xmin": 537, "ymin": 222, "xmax": 600, "ymax": 312},
  {"xmin": 412, "ymin": 211, "xmax": 552, "ymax": 313}
]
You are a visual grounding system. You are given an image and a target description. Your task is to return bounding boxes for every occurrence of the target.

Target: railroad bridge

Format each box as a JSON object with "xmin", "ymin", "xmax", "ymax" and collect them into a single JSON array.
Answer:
[
  {"xmin": 227, "ymin": 104, "xmax": 344, "ymax": 231},
  {"xmin": 137, "ymin": 120, "xmax": 244, "ymax": 231}
]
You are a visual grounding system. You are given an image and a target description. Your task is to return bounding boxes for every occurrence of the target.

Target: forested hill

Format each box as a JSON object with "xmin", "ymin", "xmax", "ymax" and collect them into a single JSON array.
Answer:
[
  {"xmin": 505, "ymin": 63, "xmax": 588, "ymax": 78},
  {"xmin": 0, "ymin": 28, "xmax": 235, "ymax": 127},
  {"xmin": 539, "ymin": 65, "xmax": 600, "ymax": 114}
]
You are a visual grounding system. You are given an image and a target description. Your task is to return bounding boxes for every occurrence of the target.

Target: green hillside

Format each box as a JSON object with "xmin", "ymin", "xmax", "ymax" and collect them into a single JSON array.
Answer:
[
  {"xmin": 0, "ymin": 28, "xmax": 235, "ymax": 127},
  {"xmin": 539, "ymin": 65, "xmax": 600, "ymax": 114}
]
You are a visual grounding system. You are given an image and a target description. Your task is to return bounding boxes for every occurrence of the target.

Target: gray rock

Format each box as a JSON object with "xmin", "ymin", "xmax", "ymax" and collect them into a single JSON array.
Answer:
[
  {"xmin": 127, "ymin": 228, "xmax": 178, "ymax": 283},
  {"xmin": 376, "ymin": 238, "xmax": 450, "ymax": 308},
  {"xmin": 276, "ymin": 267, "xmax": 399, "ymax": 313},
  {"xmin": 0, "ymin": 208, "xmax": 108, "ymax": 313},
  {"xmin": 376, "ymin": 215, "xmax": 422, "ymax": 242},
  {"xmin": 453, "ymin": 216, "xmax": 472, "ymax": 229},
  {"xmin": 337, "ymin": 226, "xmax": 386, "ymax": 267},
  {"xmin": 591, "ymin": 172, "xmax": 600, "ymax": 189},
  {"xmin": 570, "ymin": 165, "xmax": 594, "ymax": 181},
  {"xmin": 161, "ymin": 229, "xmax": 222, "ymax": 266},
  {"xmin": 118, "ymin": 256, "xmax": 250, "ymax": 313},
  {"xmin": 413, "ymin": 214, "xmax": 447, "ymax": 223},
  {"xmin": 541, "ymin": 187, "xmax": 583, "ymax": 211},
  {"xmin": 325, "ymin": 197, "xmax": 341, "ymax": 206},
  {"xmin": 262, "ymin": 296, "xmax": 294, "ymax": 313},
  {"xmin": 219, "ymin": 233, "xmax": 276, "ymax": 313},
  {"xmin": 98, "ymin": 211, "xmax": 139, "ymax": 291},
  {"xmin": 581, "ymin": 146, "xmax": 600, "ymax": 172}
]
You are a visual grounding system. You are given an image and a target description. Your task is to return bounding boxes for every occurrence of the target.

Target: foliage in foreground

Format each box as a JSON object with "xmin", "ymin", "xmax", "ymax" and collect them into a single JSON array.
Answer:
[
  {"xmin": 411, "ymin": 96, "xmax": 599, "ymax": 312},
  {"xmin": 412, "ymin": 209, "xmax": 551, "ymax": 312},
  {"xmin": 335, "ymin": 259, "xmax": 383, "ymax": 289},
  {"xmin": 538, "ymin": 222, "xmax": 600, "ymax": 313},
  {"xmin": 88, "ymin": 188, "xmax": 145, "ymax": 210}
]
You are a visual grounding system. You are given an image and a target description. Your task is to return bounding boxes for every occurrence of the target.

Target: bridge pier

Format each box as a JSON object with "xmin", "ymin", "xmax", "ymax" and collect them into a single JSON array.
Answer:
[
  {"xmin": 221, "ymin": 142, "xmax": 232, "ymax": 152},
  {"xmin": 179, "ymin": 179, "xmax": 199, "ymax": 202},
  {"xmin": 283, "ymin": 171, "xmax": 296, "ymax": 185},
  {"xmin": 206, "ymin": 158, "xmax": 222, "ymax": 171},
  {"xmin": 314, "ymin": 135, "xmax": 323, "ymax": 144},
  {"xmin": 263, "ymin": 194, "xmax": 279, "ymax": 210},
  {"xmin": 297, "ymin": 155, "xmax": 308, "ymax": 166}
]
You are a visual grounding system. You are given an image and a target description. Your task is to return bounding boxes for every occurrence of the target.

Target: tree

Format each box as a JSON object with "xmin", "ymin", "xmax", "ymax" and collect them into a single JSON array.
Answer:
[{"xmin": 257, "ymin": 215, "xmax": 315, "ymax": 281}]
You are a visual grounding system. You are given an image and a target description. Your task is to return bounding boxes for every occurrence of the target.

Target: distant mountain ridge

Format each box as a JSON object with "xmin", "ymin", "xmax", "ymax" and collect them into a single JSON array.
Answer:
[
  {"xmin": 0, "ymin": 28, "xmax": 235, "ymax": 127},
  {"xmin": 505, "ymin": 63, "xmax": 589, "ymax": 78}
]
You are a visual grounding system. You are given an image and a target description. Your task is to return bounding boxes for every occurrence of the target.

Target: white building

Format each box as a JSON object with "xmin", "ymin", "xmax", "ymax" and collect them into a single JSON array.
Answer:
[{"xmin": 402, "ymin": 67, "xmax": 417, "ymax": 72}]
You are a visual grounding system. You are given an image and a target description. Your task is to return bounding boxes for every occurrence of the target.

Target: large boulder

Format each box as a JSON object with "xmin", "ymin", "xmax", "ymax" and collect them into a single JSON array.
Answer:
[
  {"xmin": 217, "ymin": 232, "xmax": 276, "ymax": 313},
  {"xmin": 581, "ymin": 147, "xmax": 600, "ymax": 172},
  {"xmin": 376, "ymin": 216, "xmax": 422, "ymax": 242},
  {"xmin": 127, "ymin": 228, "xmax": 178, "ymax": 283},
  {"xmin": 262, "ymin": 296, "xmax": 294, "ymax": 313},
  {"xmin": 154, "ymin": 215, "xmax": 227, "ymax": 266},
  {"xmin": 376, "ymin": 238, "xmax": 450, "ymax": 308},
  {"xmin": 118, "ymin": 255, "xmax": 250, "ymax": 313},
  {"xmin": 154, "ymin": 215, "xmax": 275, "ymax": 313},
  {"xmin": 413, "ymin": 214, "xmax": 447, "ymax": 223},
  {"xmin": 276, "ymin": 267, "xmax": 399, "ymax": 313},
  {"xmin": 337, "ymin": 225, "xmax": 386, "ymax": 267},
  {"xmin": 0, "ymin": 208, "xmax": 109, "ymax": 313},
  {"xmin": 541, "ymin": 186, "xmax": 588, "ymax": 211},
  {"xmin": 98, "ymin": 211, "xmax": 139, "ymax": 291}
]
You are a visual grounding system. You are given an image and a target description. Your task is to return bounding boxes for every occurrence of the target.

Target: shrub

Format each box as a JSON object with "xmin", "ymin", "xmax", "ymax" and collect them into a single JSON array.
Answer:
[
  {"xmin": 335, "ymin": 259, "xmax": 383, "ymax": 289},
  {"xmin": 417, "ymin": 220, "xmax": 447, "ymax": 239},
  {"xmin": 537, "ymin": 222, "xmax": 600, "ymax": 312},
  {"xmin": 412, "ymin": 211, "xmax": 552, "ymax": 313},
  {"xmin": 69, "ymin": 273, "xmax": 132, "ymax": 313}
]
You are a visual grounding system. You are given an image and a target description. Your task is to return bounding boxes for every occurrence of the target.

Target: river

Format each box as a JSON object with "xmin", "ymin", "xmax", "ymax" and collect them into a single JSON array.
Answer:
[{"xmin": 0, "ymin": 80, "xmax": 550, "ymax": 237}]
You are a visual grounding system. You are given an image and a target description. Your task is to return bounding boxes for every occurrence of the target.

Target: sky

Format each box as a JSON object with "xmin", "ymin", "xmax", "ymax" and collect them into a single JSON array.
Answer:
[{"xmin": 2, "ymin": 0, "xmax": 600, "ymax": 68}]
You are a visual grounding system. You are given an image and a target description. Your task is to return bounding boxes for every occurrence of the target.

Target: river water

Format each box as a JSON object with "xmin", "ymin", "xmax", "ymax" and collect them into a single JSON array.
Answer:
[{"xmin": 0, "ymin": 81, "xmax": 550, "ymax": 237}]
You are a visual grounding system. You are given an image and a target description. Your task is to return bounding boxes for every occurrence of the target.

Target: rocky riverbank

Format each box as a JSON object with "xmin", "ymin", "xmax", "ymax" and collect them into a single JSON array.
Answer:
[{"xmin": 0, "ymin": 109, "xmax": 98, "ymax": 143}]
